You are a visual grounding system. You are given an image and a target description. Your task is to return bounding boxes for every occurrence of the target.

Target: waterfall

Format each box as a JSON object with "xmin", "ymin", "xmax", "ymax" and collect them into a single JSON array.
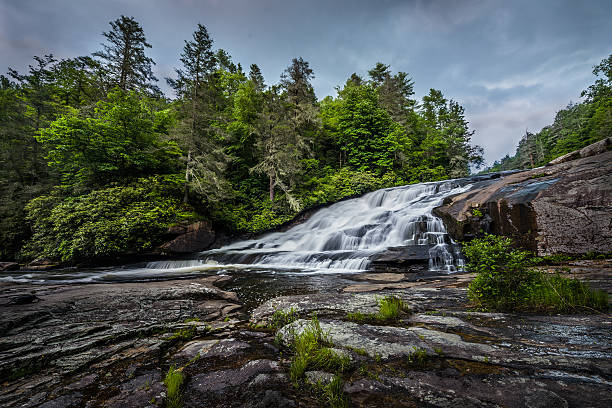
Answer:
[{"xmin": 191, "ymin": 178, "xmax": 474, "ymax": 274}]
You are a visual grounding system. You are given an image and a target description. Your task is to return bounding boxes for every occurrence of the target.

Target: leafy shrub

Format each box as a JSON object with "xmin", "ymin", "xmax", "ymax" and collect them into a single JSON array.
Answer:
[
  {"xmin": 20, "ymin": 176, "xmax": 197, "ymax": 262},
  {"xmin": 464, "ymin": 234, "xmax": 608, "ymax": 313}
]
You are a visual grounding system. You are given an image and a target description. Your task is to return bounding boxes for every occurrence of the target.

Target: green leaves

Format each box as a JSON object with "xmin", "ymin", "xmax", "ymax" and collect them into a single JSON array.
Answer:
[{"xmin": 21, "ymin": 177, "xmax": 195, "ymax": 263}]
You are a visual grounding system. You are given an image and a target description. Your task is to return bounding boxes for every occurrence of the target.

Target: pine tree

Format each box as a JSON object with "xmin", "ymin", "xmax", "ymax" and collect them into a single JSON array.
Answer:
[
  {"xmin": 167, "ymin": 23, "xmax": 229, "ymax": 203},
  {"xmin": 93, "ymin": 15, "xmax": 159, "ymax": 94},
  {"xmin": 249, "ymin": 64, "xmax": 265, "ymax": 92}
]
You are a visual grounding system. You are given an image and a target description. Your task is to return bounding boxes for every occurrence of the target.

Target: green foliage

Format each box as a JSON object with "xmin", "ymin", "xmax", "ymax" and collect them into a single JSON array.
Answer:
[
  {"xmin": 164, "ymin": 366, "xmax": 184, "ymax": 408},
  {"xmin": 21, "ymin": 176, "xmax": 196, "ymax": 262},
  {"xmin": 465, "ymin": 234, "xmax": 542, "ymax": 310},
  {"xmin": 37, "ymin": 89, "xmax": 180, "ymax": 187},
  {"xmin": 322, "ymin": 375, "xmax": 348, "ymax": 408},
  {"xmin": 464, "ymin": 234, "xmax": 608, "ymax": 313},
  {"xmin": 288, "ymin": 316, "xmax": 349, "ymax": 385},
  {"xmin": 269, "ymin": 307, "xmax": 299, "ymax": 330}
]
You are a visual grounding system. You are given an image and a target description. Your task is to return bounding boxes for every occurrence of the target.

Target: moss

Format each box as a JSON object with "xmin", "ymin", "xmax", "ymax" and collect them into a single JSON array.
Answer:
[{"xmin": 168, "ymin": 325, "xmax": 198, "ymax": 341}]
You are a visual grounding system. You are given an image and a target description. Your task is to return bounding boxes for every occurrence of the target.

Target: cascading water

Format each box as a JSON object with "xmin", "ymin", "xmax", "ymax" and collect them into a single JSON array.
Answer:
[
  {"xmin": 149, "ymin": 178, "xmax": 474, "ymax": 274},
  {"xmin": 1, "ymin": 177, "xmax": 484, "ymax": 284}
]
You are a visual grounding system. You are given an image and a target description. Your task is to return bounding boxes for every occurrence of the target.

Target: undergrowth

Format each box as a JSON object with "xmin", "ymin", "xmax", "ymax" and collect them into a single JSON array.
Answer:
[{"xmin": 464, "ymin": 234, "xmax": 608, "ymax": 313}]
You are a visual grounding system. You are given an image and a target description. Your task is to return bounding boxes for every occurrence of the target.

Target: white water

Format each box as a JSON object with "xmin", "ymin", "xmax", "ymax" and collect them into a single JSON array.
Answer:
[
  {"xmin": 1, "ymin": 178, "xmax": 476, "ymax": 283},
  {"xmin": 148, "ymin": 178, "xmax": 473, "ymax": 274}
]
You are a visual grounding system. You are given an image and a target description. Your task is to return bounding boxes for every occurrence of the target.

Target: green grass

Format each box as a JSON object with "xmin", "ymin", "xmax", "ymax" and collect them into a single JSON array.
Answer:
[
  {"xmin": 464, "ymin": 234, "xmax": 609, "ymax": 313},
  {"xmin": 378, "ymin": 296, "xmax": 408, "ymax": 320},
  {"xmin": 525, "ymin": 274, "xmax": 609, "ymax": 313},
  {"xmin": 168, "ymin": 325, "xmax": 197, "ymax": 341},
  {"xmin": 269, "ymin": 307, "xmax": 299, "ymax": 330},
  {"xmin": 288, "ymin": 315, "xmax": 350, "ymax": 385},
  {"xmin": 164, "ymin": 366, "xmax": 184, "ymax": 408},
  {"xmin": 323, "ymin": 375, "xmax": 348, "ymax": 408},
  {"xmin": 406, "ymin": 347, "xmax": 428, "ymax": 368},
  {"xmin": 346, "ymin": 296, "xmax": 409, "ymax": 323}
]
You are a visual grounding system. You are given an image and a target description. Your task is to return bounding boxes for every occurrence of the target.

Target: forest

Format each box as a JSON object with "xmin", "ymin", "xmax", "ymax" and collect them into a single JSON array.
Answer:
[{"xmin": 2, "ymin": 16, "xmax": 608, "ymax": 265}]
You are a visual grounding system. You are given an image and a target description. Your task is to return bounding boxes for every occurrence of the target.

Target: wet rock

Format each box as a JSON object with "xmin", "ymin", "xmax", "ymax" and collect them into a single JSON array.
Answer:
[
  {"xmin": 244, "ymin": 389, "xmax": 296, "ymax": 408},
  {"xmin": 524, "ymin": 389, "xmax": 568, "ymax": 408},
  {"xmin": 434, "ymin": 141, "xmax": 612, "ymax": 254},
  {"xmin": 160, "ymin": 220, "xmax": 215, "ymax": 253},
  {"xmin": 38, "ymin": 392, "xmax": 83, "ymax": 408},
  {"xmin": 189, "ymin": 359, "xmax": 280, "ymax": 393}
]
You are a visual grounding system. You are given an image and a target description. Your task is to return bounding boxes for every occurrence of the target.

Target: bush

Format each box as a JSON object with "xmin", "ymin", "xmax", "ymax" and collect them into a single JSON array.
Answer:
[
  {"xmin": 20, "ymin": 176, "xmax": 197, "ymax": 263},
  {"xmin": 464, "ymin": 234, "xmax": 608, "ymax": 313}
]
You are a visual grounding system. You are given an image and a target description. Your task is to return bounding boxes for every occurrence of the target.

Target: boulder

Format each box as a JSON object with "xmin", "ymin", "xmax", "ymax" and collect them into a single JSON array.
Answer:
[
  {"xmin": 434, "ymin": 140, "xmax": 612, "ymax": 255},
  {"xmin": 160, "ymin": 220, "xmax": 216, "ymax": 253}
]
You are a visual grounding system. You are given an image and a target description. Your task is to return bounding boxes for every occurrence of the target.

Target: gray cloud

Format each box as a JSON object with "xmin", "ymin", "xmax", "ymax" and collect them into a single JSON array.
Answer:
[{"xmin": 1, "ymin": 0, "xmax": 610, "ymax": 165}]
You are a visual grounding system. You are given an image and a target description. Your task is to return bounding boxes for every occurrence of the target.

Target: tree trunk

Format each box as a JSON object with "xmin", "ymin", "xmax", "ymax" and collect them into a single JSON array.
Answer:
[
  {"xmin": 183, "ymin": 149, "xmax": 191, "ymax": 203},
  {"xmin": 269, "ymin": 173, "xmax": 275, "ymax": 202}
]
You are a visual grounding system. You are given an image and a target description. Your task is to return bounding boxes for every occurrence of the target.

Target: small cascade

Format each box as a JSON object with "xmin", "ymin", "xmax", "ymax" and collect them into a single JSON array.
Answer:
[{"xmin": 200, "ymin": 178, "xmax": 474, "ymax": 273}]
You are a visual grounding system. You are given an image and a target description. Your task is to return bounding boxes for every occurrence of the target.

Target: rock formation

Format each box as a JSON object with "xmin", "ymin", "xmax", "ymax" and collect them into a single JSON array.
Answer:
[{"xmin": 434, "ymin": 138, "xmax": 612, "ymax": 255}]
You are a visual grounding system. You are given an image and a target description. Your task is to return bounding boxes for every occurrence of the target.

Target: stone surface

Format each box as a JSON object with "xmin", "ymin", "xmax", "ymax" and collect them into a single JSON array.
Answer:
[
  {"xmin": 1, "ymin": 262, "xmax": 610, "ymax": 408},
  {"xmin": 160, "ymin": 220, "xmax": 216, "ymax": 253},
  {"xmin": 434, "ymin": 140, "xmax": 612, "ymax": 254}
]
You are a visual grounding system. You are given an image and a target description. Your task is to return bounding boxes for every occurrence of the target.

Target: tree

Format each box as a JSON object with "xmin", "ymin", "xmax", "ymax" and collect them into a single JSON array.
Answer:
[
  {"xmin": 167, "ymin": 23, "xmax": 231, "ymax": 202},
  {"xmin": 36, "ymin": 89, "xmax": 180, "ymax": 187},
  {"xmin": 93, "ymin": 15, "xmax": 159, "ymax": 94},
  {"xmin": 280, "ymin": 57, "xmax": 316, "ymax": 105},
  {"xmin": 582, "ymin": 54, "xmax": 612, "ymax": 102},
  {"xmin": 249, "ymin": 64, "xmax": 265, "ymax": 91},
  {"xmin": 251, "ymin": 86, "xmax": 309, "ymax": 209},
  {"xmin": 324, "ymin": 82, "xmax": 404, "ymax": 174}
]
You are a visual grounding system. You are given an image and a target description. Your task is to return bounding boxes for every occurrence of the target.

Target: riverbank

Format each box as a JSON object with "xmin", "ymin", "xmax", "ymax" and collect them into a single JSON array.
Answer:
[{"xmin": 1, "ymin": 260, "xmax": 610, "ymax": 407}]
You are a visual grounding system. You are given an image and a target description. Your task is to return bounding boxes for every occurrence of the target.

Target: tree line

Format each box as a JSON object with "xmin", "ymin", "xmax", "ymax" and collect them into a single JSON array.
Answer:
[{"xmin": 0, "ymin": 16, "xmax": 483, "ymax": 263}]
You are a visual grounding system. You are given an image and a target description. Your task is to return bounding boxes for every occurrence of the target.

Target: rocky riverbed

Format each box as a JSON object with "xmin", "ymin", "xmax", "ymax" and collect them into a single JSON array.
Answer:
[{"xmin": 1, "ymin": 260, "xmax": 610, "ymax": 408}]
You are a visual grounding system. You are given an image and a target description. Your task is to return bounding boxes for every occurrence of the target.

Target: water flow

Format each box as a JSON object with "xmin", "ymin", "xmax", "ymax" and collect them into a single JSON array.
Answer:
[
  {"xmin": 171, "ymin": 178, "xmax": 473, "ymax": 274},
  {"xmin": 1, "ymin": 178, "xmax": 475, "ymax": 284}
]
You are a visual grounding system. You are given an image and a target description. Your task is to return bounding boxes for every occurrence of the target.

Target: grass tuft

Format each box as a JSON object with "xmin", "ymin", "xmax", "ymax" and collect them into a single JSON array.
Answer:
[
  {"xmin": 323, "ymin": 375, "xmax": 348, "ymax": 408},
  {"xmin": 164, "ymin": 365, "xmax": 184, "ymax": 408}
]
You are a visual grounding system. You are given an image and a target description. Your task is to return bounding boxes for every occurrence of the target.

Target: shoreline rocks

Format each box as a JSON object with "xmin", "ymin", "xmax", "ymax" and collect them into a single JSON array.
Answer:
[{"xmin": 434, "ymin": 139, "xmax": 612, "ymax": 255}]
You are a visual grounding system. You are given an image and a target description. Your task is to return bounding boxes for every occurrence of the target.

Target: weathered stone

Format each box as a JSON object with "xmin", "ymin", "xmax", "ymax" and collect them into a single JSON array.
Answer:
[
  {"xmin": 159, "ymin": 220, "xmax": 215, "ymax": 253},
  {"xmin": 434, "ymin": 141, "xmax": 612, "ymax": 254},
  {"xmin": 304, "ymin": 370, "xmax": 335, "ymax": 386},
  {"xmin": 189, "ymin": 359, "xmax": 280, "ymax": 393}
]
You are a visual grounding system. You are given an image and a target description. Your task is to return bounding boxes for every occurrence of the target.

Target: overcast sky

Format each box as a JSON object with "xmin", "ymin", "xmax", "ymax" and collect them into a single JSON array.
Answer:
[{"xmin": 1, "ymin": 0, "xmax": 610, "ymax": 165}]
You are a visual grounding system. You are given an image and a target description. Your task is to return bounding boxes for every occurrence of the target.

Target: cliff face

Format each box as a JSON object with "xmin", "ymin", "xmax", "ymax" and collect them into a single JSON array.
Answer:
[{"xmin": 434, "ymin": 138, "xmax": 612, "ymax": 255}]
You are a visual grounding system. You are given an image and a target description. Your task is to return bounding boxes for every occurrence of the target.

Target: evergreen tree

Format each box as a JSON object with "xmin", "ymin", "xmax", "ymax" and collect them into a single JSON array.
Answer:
[
  {"xmin": 167, "ymin": 23, "xmax": 230, "ymax": 202},
  {"xmin": 249, "ymin": 64, "xmax": 265, "ymax": 91},
  {"xmin": 280, "ymin": 57, "xmax": 316, "ymax": 105},
  {"xmin": 93, "ymin": 15, "xmax": 159, "ymax": 94}
]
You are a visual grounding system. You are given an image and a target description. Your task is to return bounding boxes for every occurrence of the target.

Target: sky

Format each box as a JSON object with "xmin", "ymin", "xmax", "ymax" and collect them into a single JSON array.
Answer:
[{"xmin": 1, "ymin": 0, "xmax": 610, "ymax": 165}]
